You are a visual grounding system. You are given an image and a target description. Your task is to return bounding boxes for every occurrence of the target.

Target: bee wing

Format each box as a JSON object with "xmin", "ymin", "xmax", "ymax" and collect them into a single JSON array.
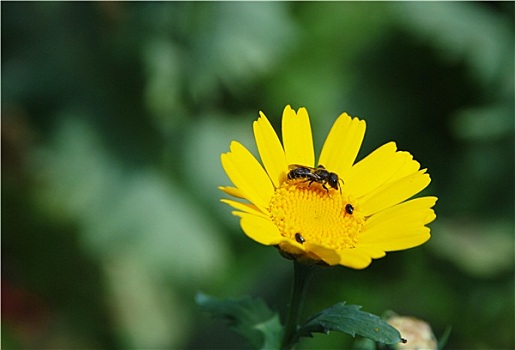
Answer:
[{"xmin": 288, "ymin": 164, "xmax": 314, "ymax": 171}]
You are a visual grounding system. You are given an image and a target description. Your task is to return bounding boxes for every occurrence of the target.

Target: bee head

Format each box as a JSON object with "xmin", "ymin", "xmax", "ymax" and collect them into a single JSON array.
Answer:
[{"xmin": 328, "ymin": 173, "xmax": 339, "ymax": 189}]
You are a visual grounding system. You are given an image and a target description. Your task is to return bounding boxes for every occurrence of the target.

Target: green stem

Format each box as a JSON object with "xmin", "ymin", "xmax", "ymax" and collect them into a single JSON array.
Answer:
[{"xmin": 281, "ymin": 260, "xmax": 315, "ymax": 350}]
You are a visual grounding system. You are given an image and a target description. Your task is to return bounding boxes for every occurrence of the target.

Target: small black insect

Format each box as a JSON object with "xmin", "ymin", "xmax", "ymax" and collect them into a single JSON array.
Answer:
[
  {"xmin": 295, "ymin": 233, "xmax": 305, "ymax": 244},
  {"xmin": 345, "ymin": 203, "xmax": 354, "ymax": 215},
  {"xmin": 287, "ymin": 164, "xmax": 343, "ymax": 193}
]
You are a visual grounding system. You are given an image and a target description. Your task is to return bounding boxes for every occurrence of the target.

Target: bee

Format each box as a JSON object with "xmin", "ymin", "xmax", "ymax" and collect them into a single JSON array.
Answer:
[{"xmin": 288, "ymin": 164, "xmax": 343, "ymax": 193}]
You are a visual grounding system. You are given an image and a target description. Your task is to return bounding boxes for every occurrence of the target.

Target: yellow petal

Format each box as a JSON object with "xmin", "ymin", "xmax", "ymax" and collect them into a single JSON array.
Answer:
[
  {"xmin": 337, "ymin": 248, "xmax": 374, "ymax": 269},
  {"xmin": 346, "ymin": 142, "xmax": 413, "ymax": 198},
  {"xmin": 318, "ymin": 113, "xmax": 366, "ymax": 180},
  {"xmin": 359, "ymin": 197, "xmax": 436, "ymax": 251},
  {"xmin": 221, "ymin": 141, "xmax": 274, "ymax": 212},
  {"xmin": 282, "ymin": 105, "xmax": 315, "ymax": 167},
  {"xmin": 234, "ymin": 212, "xmax": 284, "ymax": 246},
  {"xmin": 363, "ymin": 196, "xmax": 437, "ymax": 233},
  {"xmin": 360, "ymin": 247, "xmax": 386, "ymax": 259},
  {"xmin": 221, "ymin": 199, "xmax": 268, "ymax": 219},
  {"xmin": 253, "ymin": 112, "xmax": 288, "ymax": 188},
  {"xmin": 359, "ymin": 227, "xmax": 431, "ymax": 252},
  {"xmin": 218, "ymin": 186, "xmax": 245, "ymax": 199},
  {"xmin": 359, "ymin": 170, "xmax": 431, "ymax": 216},
  {"xmin": 386, "ymin": 151, "xmax": 421, "ymax": 183},
  {"xmin": 278, "ymin": 241, "xmax": 307, "ymax": 255},
  {"xmin": 304, "ymin": 242, "xmax": 341, "ymax": 265}
]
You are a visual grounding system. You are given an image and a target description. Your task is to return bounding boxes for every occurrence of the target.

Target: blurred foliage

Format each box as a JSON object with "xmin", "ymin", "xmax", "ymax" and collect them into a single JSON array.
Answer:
[
  {"xmin": 196, "ymin": 293, "xmax": 283, "ymax": 349},
  {"xmin": 2, "ymin": 2, "xmax": 513, "ymax": 349}
]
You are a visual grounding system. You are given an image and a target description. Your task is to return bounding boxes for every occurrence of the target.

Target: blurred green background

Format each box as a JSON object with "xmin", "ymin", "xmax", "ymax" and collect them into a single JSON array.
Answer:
[{"xmin": 2, "ymin": 2, "xmax": 514, "ymax": 349}]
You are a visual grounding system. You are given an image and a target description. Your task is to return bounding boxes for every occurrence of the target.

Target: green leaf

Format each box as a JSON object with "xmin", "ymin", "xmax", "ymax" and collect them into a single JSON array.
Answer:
[
  {"xmin": 298, "ymin": 302, "xmax": 402, "ymax": 345},
  {"xmin": 438, "ymin": 326, "xmax": 452, "ymax": 350},
  {"xmin": 196, "ymin": 292, "xmax": 283, "ymax": 350}
]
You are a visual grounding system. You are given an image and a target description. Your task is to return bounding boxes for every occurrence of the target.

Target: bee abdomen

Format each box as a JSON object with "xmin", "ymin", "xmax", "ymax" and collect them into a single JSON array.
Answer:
[{"xmin": 288, "ymin": 167, "xmax": 312, "ymax": 180}]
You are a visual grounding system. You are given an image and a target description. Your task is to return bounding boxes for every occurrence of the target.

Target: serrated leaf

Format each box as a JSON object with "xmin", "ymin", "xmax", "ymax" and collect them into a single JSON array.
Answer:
[
  {"xmin": 299, "ymin": 302, "xmax": 402, "ymax": 345},
  {"xmin": 196, "ymin": 292, "xmax": 283, "ymax": 350}
]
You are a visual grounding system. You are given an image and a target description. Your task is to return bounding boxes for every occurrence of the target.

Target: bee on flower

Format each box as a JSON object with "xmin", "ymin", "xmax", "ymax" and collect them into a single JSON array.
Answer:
[
  {"xmin": 220, "ymin": 105, "xmax": 437, "ymax": 269},
  {"xmin": 287, "ymin": 164, "xmax": 343, "ymax": 194}
]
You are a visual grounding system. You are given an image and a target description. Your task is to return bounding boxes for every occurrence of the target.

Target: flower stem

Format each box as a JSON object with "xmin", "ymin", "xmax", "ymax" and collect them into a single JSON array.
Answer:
[{"xmin": 281, "ymin": 260, "xmax": 315, "ymax": 350}]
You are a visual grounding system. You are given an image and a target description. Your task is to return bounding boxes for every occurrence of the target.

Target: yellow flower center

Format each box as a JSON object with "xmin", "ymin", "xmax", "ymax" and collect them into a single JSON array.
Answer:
[{"xmin": 269, "ymin": 180, "xmax": 365, "ymax": 252}]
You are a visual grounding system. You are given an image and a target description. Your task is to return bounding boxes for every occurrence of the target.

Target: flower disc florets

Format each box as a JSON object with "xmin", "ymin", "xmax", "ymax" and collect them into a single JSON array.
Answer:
[{"xmin": 269, "ymin": 181, "xmax": 363, "ymax": 255}]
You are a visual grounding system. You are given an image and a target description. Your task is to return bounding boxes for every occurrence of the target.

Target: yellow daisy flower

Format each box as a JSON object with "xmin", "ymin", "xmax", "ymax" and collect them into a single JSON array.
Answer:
[{"xmin": 220, "ymin": 105, "xmax": 437, "ymax": 269}]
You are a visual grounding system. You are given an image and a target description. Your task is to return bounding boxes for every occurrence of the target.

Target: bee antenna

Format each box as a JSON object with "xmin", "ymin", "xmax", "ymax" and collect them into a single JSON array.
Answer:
[{"xmin": 339, "ymin": 178, "xmax": 344, "ymax": 194}]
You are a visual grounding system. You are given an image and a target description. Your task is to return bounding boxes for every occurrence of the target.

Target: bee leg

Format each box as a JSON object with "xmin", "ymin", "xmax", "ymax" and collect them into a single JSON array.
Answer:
[{"xmin": 297, "ymin": 178, "xmax": 310, "ymax": 183}]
